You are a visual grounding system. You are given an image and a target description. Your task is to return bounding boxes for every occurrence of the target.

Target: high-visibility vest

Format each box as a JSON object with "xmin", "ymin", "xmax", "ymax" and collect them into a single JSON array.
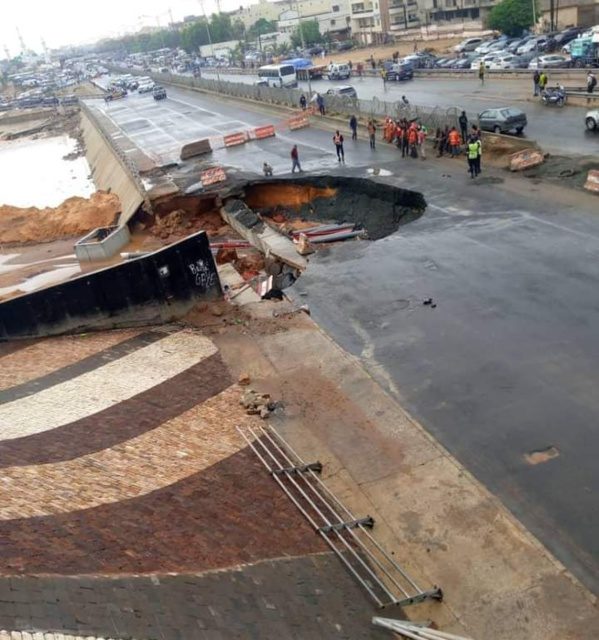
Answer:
[
  {"xmin": 468, "ymin": 142, "xmax": 479, "ymax": 159},
  {"xmin": 333, "ymin": 134, "xmax": 342, "ymax": 144}
]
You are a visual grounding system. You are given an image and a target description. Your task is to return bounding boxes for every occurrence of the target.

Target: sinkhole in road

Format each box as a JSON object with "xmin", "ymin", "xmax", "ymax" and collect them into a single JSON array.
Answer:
[{"xmin": 241, "ymin": 175, "xmax": 426, "ymax": 241}]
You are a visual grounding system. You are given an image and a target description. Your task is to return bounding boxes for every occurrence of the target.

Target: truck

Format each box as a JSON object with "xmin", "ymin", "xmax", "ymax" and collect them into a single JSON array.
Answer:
[
  {"xmin": 569, "ymin": 30, "xmax": 599, "ymax": 68},
  {"xmin": 281, "ymin": 58, "xmax": 327, "ymax": 81}
]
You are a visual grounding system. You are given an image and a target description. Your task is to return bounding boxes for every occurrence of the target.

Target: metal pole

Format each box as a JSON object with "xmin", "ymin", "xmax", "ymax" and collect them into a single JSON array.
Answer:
[
  {"xmin": 244, "ymin": 425, "xmax": 393, "ymax": 606},
  {"xmin": 258, "ymin": 425, "xmax": 414, "ymax": 599},
  {"xmin": 237, "ymin": 427, "xmax": 384, "ymax": 606},
  {"xmin": 198, "ymin": 0, "xmax": 220, "ymax": 83},
  {"xmin": 264, "ymin": 424, "xmax": 424, "ymax": 594},
  {"xmin": 296, "ymin": 0, "xmax": 312, "ymax": 94}
]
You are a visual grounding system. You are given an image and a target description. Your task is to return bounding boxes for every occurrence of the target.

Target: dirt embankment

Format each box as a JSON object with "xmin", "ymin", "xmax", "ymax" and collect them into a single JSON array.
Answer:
[{"xmin": 0, "ymin": 191, "xmax": 121, "ymax": 245}]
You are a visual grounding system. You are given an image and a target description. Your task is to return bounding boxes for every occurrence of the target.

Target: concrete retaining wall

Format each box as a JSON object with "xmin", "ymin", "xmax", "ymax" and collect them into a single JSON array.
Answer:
[
  {"xmin": 0, "ymin": 231, "xmax": 221, "ymax": 340},
  {"xmin": 80, "ymin": 104, "xmax": 148, "ymax": 226}
]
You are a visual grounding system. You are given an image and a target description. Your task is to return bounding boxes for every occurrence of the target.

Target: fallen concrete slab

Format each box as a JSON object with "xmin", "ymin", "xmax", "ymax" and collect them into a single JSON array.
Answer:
[{"xmin": 510, "ymin": 148, "xmax": 545, "ymax": 172}]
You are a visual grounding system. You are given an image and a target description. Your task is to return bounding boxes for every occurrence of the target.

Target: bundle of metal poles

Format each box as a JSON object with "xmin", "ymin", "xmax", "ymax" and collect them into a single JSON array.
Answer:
[{"xmin": 372, "ymin": 617, "xmax": 474, "ymax": 640}]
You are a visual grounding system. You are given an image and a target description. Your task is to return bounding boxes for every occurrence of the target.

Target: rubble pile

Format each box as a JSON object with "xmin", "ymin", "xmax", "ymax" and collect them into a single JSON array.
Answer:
[
  {"xmin": 240, "ymin": 389, "xmax": 279, "ymax": 419},
  {"xmin": 0, "ymin": 191, "xmax": 120, "ymax": 245}
]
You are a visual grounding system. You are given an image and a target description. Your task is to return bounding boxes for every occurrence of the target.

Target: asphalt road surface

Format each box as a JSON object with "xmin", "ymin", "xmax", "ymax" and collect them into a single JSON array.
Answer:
[
  {"xmin": 201, "ymin": 69, "xmax": 598, "ymax": 157},
  {"xmin": 92, "ymin": 85, "xmax": 599, "ymax": 595}
]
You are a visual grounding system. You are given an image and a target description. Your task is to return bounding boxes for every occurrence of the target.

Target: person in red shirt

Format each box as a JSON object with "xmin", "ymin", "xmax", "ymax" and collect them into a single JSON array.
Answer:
[{"xmin": 291, "ymin": 145, "xmax": 302, "ymax": 173}]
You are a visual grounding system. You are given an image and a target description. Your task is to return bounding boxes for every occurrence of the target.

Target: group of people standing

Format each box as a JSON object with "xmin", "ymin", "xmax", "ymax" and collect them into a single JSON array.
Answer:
[
  {"xmin": 380, "ymin": 116, "xmax": 428, "ymax": 159},
  {"xmin": 284, "ymin": 110, "xmax": 483, "ymax": 177}
]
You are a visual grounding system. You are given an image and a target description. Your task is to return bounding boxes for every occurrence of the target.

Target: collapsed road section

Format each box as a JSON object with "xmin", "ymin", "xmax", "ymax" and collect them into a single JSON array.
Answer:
[{"xmin": 0, "ymin": 172, "xmax": 425, "ymax": 339}]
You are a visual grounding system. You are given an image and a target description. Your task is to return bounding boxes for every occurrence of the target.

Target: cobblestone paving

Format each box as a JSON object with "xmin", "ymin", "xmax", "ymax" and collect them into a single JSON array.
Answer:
[
  {"xmin": 0, "ymin": 555, "xmax": 388, "ymax": 639},
  {"xmin": 0, "ymin": 327, "xmax": 382, "ymax": 638},
  {"xmin": 0, "ymin": 387, "xmax": 256, "ymax": 518},
  {"xmin": 0, "ymin": 330, "xmax": 142, "ymax": 392},
  {"xmin": 0, "ymin": 330, "xmax": 217, "ymax": 440}
]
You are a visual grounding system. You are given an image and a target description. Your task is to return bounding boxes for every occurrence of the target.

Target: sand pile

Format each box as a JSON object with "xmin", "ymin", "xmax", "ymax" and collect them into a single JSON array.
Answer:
[{"xmin": 0, "ymin": 191, "xmax": 121, "ymax": 245}]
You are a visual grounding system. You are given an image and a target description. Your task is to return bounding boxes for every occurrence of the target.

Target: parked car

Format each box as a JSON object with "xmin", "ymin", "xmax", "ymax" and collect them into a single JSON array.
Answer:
[
  {"xmin": 451, "ymin": 58, "xmax": 473, "ymax": 69},
  {"xmin": 553, "ymin": 27, "xmax": 583, "ymax": 48},
  {"xmin": 17, "ymin": 96, "xmax": 43, "ymax": 108},
  {"xmin": 335, "ymin": 40, "xmax": 355, "ymax": 51},
  {"xmin": 528, "ymin": 54, "xmax": 570, "ymax": 69},
  {"xmin": 586, "ymin": 108, "xmax": 599, "ymax": 131},
  {"xmin": 454, "ymin": 37, "xmax": 485, "ymax": 53},
  {"xmin": 153, "ymin": 86, "xmax": 167, "ymax": 100},
  {"xmin": 42, "ymin": 96, "xmax": 59, "ymax": 107},
  {"xmin": 478, "ymin": 107, "xmax": 527, "ymax": 134},
  {"xmin": 507, "ymin": 38, "xmax": 529, "ymax": 54},
  {"xmin": 385, "ymin": 62, "xmax": 414, "ymax": 81},
  {"xmin": 327, "ymin": 63, "xmax": 351, "ymax": 80},
  {"xmin": 486, "ymin": 54, "xmax": 521, "ymax": 70},
  {"xmin": 61, "ymin": 94, "xmax": 79, "ymax": 105},
  {"xmin": 138, "ymin": 82, "xmax": 155, "ymax": 94},
  {"xmin": 326, "ymin": 85, "xmax": 357, "ymax": 99}
]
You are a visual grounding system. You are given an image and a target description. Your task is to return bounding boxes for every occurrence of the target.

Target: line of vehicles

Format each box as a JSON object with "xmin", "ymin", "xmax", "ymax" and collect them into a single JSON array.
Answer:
[{"xmin": 105, "ymin": 75, "xmax": 167, "ymax": 102}]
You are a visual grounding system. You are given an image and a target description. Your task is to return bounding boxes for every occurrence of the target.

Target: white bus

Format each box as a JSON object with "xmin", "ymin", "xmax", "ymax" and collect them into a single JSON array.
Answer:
[{"xmin": 258, "ymin": 64, "xmax": 297, "ymax": 88}]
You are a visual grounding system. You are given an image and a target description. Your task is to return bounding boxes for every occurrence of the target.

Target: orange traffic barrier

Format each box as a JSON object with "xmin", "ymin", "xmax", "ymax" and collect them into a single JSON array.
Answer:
[
  {"xmin": 224, "ymin": 132, "xmax": 248, "ymax": 147},
  {"xmin": 201, "ymin": 167, "xmax": 227, "ymax": 186},
  {"xmin": 288, "ymin": 114, "xmax": 310, "ymax": 131},
  {"xmin": 254, "ymin": 124, "xmax": 276, "ymax": 139}
]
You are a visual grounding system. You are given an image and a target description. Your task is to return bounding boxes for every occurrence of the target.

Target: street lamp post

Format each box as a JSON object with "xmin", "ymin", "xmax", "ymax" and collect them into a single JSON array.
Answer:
[
  {"xmin": 295, "ymin": 1, "xmax": 312, "ymax": 95},
  {"xmin": 198, "ymin": 0, "xmax": 220, "ymax": 83}
]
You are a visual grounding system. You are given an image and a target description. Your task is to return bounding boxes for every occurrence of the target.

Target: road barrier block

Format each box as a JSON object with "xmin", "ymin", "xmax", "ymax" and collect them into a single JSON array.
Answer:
[
  {"xmin": 254, "ymin": 125, "xmax": 276, "ymax": 140},
  {"xmin": 224, "ymin": 132, "xmax": 248, "ymax": 147},
  {"xmin": 584, "ymin": 169, "xmax": 599, "ymax": 194},
  {"xmin": 288, "ymin": 114, "xmax": 310, "ymax": 130},
  {"xmin": 180, "ymin": 138, "xmax": 212, "ymax": 160},
  {"xmin": 201, "ymin": 167, "xmax": 227, "ymax": 187}
]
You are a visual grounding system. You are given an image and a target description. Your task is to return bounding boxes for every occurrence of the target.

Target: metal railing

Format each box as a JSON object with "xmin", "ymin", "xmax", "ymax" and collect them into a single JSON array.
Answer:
[
  {"xmin": 79, "ymin": 100, "xmax": 149, "ymax": 210},
  {"xmin": 153, "ymin": 71, "xmax": 462, "ymax": 131},
  {"xmin": 237, "ymin": 424, "xmax": 443, "ymax": 609}
]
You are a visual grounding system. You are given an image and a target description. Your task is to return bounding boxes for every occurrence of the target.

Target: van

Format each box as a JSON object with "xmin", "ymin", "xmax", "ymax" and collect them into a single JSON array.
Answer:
[
  {"xmin": 454, "ymin": 37, "xmax": 484, "ymax": 53},
  {"xmin": 327, "ymin": 63, "xmax": 351, "ymax": 80}
]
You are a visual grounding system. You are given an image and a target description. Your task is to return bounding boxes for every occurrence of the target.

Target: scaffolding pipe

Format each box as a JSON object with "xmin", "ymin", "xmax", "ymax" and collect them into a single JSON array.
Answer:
[{"xmin": 265, "ymin": 424, "xmax": 423, "ymax": 594}]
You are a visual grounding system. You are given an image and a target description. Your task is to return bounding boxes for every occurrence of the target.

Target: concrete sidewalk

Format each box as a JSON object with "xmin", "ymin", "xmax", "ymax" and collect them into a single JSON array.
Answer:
[{"xmin": 207, "ymin": 300, "xmax": 598, "ymax": 639}]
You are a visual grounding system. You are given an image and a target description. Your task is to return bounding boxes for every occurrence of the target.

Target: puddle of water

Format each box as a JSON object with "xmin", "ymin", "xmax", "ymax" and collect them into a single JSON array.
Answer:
[
  {"xmin": 366, "ymin": 168, "xmax": 393, "ymax": 177},
  {"xmin": 0, "ymin": 253, "xmax": 76, "ymax": 275},
  {"xmin": 0, "ymin": 136, "xmax": 94, "ymax": 208},
  {"xmin": 0, "ymin": 264, "xmax": 81, "ymax": 297}
]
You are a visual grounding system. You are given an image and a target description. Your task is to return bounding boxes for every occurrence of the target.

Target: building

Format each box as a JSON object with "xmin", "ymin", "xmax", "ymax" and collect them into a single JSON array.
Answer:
[
  {"xmin": 538, "ymin": 0, "xmax": 599, "ymax": 30},
  {"xmin": 350, "ymin": 0, "xmax": 498, "ymax": 44},
  {"xmin": 277, "ymin": 0, "xmax": 352, "ymax": 39}
]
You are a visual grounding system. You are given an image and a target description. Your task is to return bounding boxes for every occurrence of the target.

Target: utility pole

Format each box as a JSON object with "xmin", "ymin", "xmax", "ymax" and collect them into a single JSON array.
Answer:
[
  {"xmin": 296, "ymin": 0, "xmax": 312, "ymax": 95},
  {"xmin": 198, "ymin": 0, "xmax": 220, "ymax": 83}
]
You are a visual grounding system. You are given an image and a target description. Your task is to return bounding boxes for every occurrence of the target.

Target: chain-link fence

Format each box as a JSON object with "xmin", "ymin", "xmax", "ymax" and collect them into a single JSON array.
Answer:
[{"xmin": 152, "ymin": 72, "xmax": 460, "ymax": 132}]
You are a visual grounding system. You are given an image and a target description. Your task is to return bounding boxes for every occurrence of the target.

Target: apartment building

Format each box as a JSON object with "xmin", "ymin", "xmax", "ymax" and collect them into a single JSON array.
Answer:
[{"xmin": 278, "ymin": 0, "xmax": 352, "ymax": 37}]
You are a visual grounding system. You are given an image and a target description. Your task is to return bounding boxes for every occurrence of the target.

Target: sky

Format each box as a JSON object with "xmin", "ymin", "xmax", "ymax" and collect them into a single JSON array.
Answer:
[{"xmin": 1, "ymin": 0, "xmax": 252, "ymax": 56}]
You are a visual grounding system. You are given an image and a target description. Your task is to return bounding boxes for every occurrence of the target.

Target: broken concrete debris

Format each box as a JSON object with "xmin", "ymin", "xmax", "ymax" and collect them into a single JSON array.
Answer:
[
  {"xmin": 509, "ymin": 149, "xmax": 545, "ymax": 172},
  {"xmin": 296, "ymin": 233, "xmax": 315, "ymax": 256},
  {"xmin": 238, "ymin": 372, "xmax": 251, "ymax": 386},
  {"xmin": 240, "ymin": 389, "xmax": 280, "ymax": 419}
]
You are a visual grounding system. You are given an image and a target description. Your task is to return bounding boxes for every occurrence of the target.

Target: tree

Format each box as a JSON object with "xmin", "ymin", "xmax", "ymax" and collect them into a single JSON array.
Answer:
[
  {"xmin": 487, "ymin": 0, "xmax": 536, "ymax": 37},
  {"xmin": 209, "ymin": 13, "xmax": 234, "ymax": 42},
  {"xmin": 231, "ymin": 18, "xmax": 246, "ymax": 40},
  {"xmin": 291, "ymin": 20, "xmax": 322, "ymax": 48},
  {"xmin": 247, "ymin": 18, "xmax": 278, "ymax": 40}
]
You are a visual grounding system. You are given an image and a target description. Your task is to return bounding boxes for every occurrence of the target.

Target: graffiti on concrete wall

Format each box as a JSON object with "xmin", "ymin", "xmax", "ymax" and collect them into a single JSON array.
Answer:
[{"xmin": 188, "ymin": 258, "xmax": 217, "ymax": 289}]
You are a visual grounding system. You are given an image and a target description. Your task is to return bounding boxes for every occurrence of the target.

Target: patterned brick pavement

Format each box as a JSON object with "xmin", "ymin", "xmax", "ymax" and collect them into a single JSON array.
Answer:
[
  {"xmin": 0, "ymin": 555, "xmax": 388, "ymax": 639},
  {"xmin": 0, "ymin": 325, "xmax": 385, "ymax": 638}
]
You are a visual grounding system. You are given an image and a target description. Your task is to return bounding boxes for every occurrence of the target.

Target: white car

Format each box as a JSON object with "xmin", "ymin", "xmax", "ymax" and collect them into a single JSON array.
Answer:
[
  {"xmin": 486, "ymin": 54, "xmax": 520, "ymax": 70},
  {"xmin": 528, "ymin": 54, "xmax": 570, "ymax": 69},
  {"xmin": 454, "ymin": 37, "xmax": 484, "ymax": 53},
  {"xmin": 138, "ymin": 82, "xmax": 155, "ymax": 94},
  {"xmin": 586, "ymin": 109, "xmax": 599, "ymax": 131}
]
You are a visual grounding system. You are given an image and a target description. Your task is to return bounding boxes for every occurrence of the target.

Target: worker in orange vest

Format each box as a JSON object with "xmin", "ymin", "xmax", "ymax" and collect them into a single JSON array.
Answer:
[
  {"xmin": 408, "ymin": 124, "xmax": 418, "ymax": 158},
  {"xmin": 333, "ymin": 130, "xmax": 345, "ymax": 162},
  {"xmin": 448, "ymin": 127, "xmax": 461, "ymax": 157}
]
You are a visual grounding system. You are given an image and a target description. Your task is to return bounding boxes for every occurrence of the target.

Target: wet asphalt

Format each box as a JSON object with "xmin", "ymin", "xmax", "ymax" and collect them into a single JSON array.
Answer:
[
  {"xmin": 201, "ymin": 70, "xmax": 599, "ymax": 157},
  {"xmin": 93, "ymin": 85, "xmax": 599, "ymax": 595}
]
